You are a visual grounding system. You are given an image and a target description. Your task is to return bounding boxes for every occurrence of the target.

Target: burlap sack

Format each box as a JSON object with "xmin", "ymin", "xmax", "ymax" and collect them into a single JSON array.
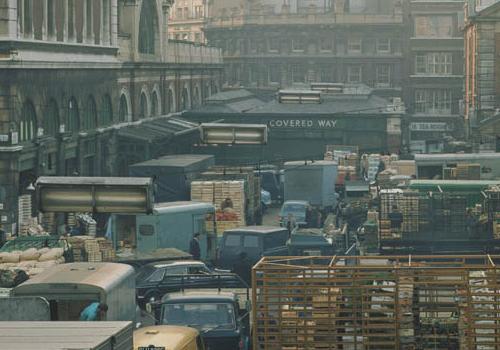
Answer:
[
  {"xmin": 38, "ymin": 248, "xmax": 64, "ymax": 262},
  {"xmin": 20, "ymin": 248, "xmax": 41, "ymax": 261}
]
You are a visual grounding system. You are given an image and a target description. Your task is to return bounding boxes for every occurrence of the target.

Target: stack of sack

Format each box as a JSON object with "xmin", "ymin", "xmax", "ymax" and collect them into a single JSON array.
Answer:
[{"xmin": 0, "ymin": 247, "xmax": 65, "ymax": 278}]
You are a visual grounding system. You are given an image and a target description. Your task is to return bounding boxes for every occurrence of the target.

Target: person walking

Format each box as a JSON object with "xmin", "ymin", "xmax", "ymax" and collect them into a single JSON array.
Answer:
[{"xmin": 189, "ymin": 233, "xmax": 201, "ymax": 260}]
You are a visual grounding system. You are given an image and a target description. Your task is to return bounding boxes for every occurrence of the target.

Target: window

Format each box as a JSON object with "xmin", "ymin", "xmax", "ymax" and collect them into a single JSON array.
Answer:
[
  {"xmin": 139, "ymin": 0, "xmax": 157, "ymax": 54},
  {"xmin": 347, "ymin": 65, "xmax": 362, "ymax": 83},
  {"xmin": 151, "ymin": 91, "xmax": 159, "ymax": 116},
  {"xmin": 148, "ymin": 269, "xmax": 165, "ymax": 282},
  {"xmin": 347, "ymin": 37, "xmax": 362, "ymax": 53},
  {"xmin": 292, "ymin": 64, "xmax": 305, "ymax": 83},
  {"xmin": 320, "ymin": 38, "xmax": 333, "ymax": 52},
  {"xmin": 292, "ymin": 38, "xmax": 306, "ymax": 52},
  {"xmin": 139, "ymin": 92, "xmax": 148, "ymax": 118},
  {"xmin": 195, "ymin": 5, "xmax": 203, "ymax": 18},
  {"xmin": 194, "ymin": 32, "xmax": 201, "ymax": 43},
  {"xmin": 415, "ymin": 53, "xmax": 453, "ymax": 75},
  {"xmin": 415, "ymin": 16, "xmax": 453, "ymax": 37},
  {"xmin": 269, "ymin": 64, "xmax": 281, "ymax": 84},
  {"xmin": 181, "ymin": 88, "xmax": 190, "ymax": 110},
  {"xmin": 100, "ymin": 95, "xmax": 113, "ymax": 126},
  {"xmin": 139, "ymin": 224, "xmax": 154, "ymax": 236},
  {"xmin": 243, "ymin": 235, "xmax": 259, "ymax": 248},
  {"xmin": 23, "ymin": 0, "xmax": 33, "ymax": 35},
  {"xmin": 184, "ymin": 7, "xmax": 189, "ymax": 19},
  {"xmin": 118, "ymin": 94, "xmax": 128, "ymax": 122},
  {"xmin": 263, "ymin": 231, "xmax": 288, "ymax": 249},
  {"xmin": 84, "ymin": 96, "xmax": 97, "ymax": 130},
  {"xmin": 376, "ymin": 38, "xmax": 391, "ymax": 53},
  {"xmin": 269, "ymin": 38, "xmax": 280, "ymax": 52},
  {"xmin": 167, "ymin": 89, "xmax": 175, "ymax": 113},
  {"xmin": 249, "ymin": 64, "xmax": 259, "ymax": 84},
  {"xmin": 376, "ymin": 65, "xmax": 391, "ymax": 87},
  {"xmin": 414, "ymin": 89, "xmax": 452, "ymax": 114},
  {"xmin": 67, "ymin": 97, "xmax": 79, "ymax": 133},
  {"xmin": 320, "ymin": 65, "xmax": 334, "ymax": 83},
  {"xmin": 224, "ymin": 234, "xmax": 241, "ymax": 247},
  {"xmin": 166, "ymin": 266, "xmax": 188, "ymax": 275},
  {"xmin": 19, "ymin": 100, "xmax": 37, "ymax": 142},
  {"xmin": 44, "ymin": 99, "xmax": 59, "ymax": 136}
]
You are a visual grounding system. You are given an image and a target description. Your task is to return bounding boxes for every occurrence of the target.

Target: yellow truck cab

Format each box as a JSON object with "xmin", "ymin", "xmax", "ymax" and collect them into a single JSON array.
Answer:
[{"xmin": 134, "ymin": 325, "xmax": 204, "ymax": 350}]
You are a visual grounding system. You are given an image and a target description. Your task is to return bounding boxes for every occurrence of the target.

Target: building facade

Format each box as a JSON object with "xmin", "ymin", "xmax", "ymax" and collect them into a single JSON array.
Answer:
[
  {"xmin": 205, "ymin": 0, "xmax": 405, "ymax": 97},
  {"xmin": 404, "ymin": 0, "xmax": 466, "ymax": 154},
  {"xmin": 464, "ymin": 0, "xmax": 500, "ymax": 151},
  {"xmin": 0, "ymin": 0, "xmax": 223, "ymax": 233},
  {"xmin": 169, "ymin": 0, "xmax": 206, "ymax": 43}
]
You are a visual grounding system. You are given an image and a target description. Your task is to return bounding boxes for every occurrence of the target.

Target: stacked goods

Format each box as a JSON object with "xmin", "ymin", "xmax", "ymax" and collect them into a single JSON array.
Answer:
[
  {"xmin": 0, "ymin": 247, "xmax": 65, "ymax": 279},
  {"xmin": 67, "ymin": 213, "xmax": 77, "ymax": 227},
  {"xmin": 456, "ymin": 163, "xmax": 481, "ymax": 180},
  {"xmin": 191, "ymin": 180, "xmax": 245, "ymax": 235},
  {"xmin": 66, "ymin": 236, "xmax": 116, "ymax": 262},
  {"xmin": 337, "ymin": 166, "xmax": 357, "ymax": 184},
  {"xmin": 39, "ymin": 212, "xmax": 56, "ymax": 234},
  {"xmin": 390, "ymin": 160, "xmax": 416, "ymax": 177},
  {"xmin": 367, "ymin": 154, "xmax": 381, "ymax": 182},
  {"xmin": 18, "ymin": 195, "xmax": 32, "ymax": 236},
  {"xmin": 397, "ymin": 276, "xmax": 416, "ymax": 347},
  {"xmin": 76, "ymin": 214, "xmax": 97, "ymax": 237}
]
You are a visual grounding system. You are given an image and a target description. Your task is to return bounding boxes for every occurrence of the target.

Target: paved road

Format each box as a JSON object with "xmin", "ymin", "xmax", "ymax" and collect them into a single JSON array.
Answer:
[{"xmin": 262, "ymin": 206, "xmax": 281, "ymax": 226}]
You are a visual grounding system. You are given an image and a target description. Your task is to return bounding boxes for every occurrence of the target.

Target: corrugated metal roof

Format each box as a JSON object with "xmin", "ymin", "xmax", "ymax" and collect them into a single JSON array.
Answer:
[
  {"xmin": 415, "ymin": 153, "xmax": 500, "ymax": 162},
  {"xmin": 118, "ymin": 116, "xmax": 198, "ymax": 142}
]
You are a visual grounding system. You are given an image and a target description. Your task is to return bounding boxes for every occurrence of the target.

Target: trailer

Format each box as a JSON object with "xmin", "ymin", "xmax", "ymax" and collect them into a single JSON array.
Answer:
[
  {"xmin": 252, "ymin": 255, "xmax": 500, "ymax": 350},
  {"xmin": 0, "ymin": 321, "xmax": 133, "ymax": 350}
]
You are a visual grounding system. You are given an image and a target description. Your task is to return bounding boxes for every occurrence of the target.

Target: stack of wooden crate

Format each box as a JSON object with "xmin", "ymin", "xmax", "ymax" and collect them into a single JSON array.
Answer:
[
  {"xmin": 97, "ymin": 238, "xmax": 116, "ymax": 262},
  {"xmin": 379, "ymin": 220, "xmax": 392, "ymax": 240},
  {"xmin": 84, "ymin": 239, "xmax": 102, "ymax": 262},
  {"xmin": 398, "ymin": 276, "xmax": 416, "ymax": 348},
  {"xmin": 456, "ymin": 163, "xmax": 481, "ymax": 180},
  {"xmin": 18, "ymin": 194, "xmax": 32, "ymax": 236},
  {"xmin": 39, "ymin": 212, "xmax": 56, "ymax": 235}
]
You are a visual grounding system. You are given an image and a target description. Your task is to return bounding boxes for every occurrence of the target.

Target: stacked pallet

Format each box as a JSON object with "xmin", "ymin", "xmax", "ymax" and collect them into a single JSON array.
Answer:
[
  {"xmin": 456, "ymin": 163, "xmax": 481, "ymax": 180},
  {"xmin": 398, "ymin": 276, "xmax": 415, "ymax": 348},
  {"xmin": 66, "ymin": 236, "xmax": 115, "ymax": 262},
  {"xmin": 85, "ymin": 239, "xmax": 102, "ymax": 262},
  {"xmin": 67, "ymin": 213, "xmax": 77, "ymax": 227},
  {"xmin": 97, "ymin": 239, "xmax": 116, "ymax": 262},
  {"xmin": 39, "ymin": 212, "xmax": 56, "ymax": 234},
  {"xmin": 18, "ymin": 195, "xmax": 32, "ymax": 236}
]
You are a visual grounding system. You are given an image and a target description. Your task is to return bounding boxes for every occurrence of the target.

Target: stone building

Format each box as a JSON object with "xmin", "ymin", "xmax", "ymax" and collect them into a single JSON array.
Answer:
[
  {"xmin": 205, "ymin": 0, "xmax": 405, "ymax": 97},
  {"xmin": 464, "ymin": 0, "xmax": 500, "ymax": 151},
  {"xmin": 0, "ymin": 0, "xmax": 223, "ymax": 233},
  {"xmin": 404, "ymin": 0, "xmax": 466, "ymax": 153},
  {"xmin": 169, "ymin": 0, "xmax": 206, "ymax": 43}
]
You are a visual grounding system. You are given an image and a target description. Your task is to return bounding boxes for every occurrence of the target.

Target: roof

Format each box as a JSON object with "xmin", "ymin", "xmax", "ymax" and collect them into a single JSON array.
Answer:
[
  {"xmin": 415, "ymin": 153, "xmax": 500, "ymax": 163},
  {"xmin": 409, "ymin": 180, "xmax": 500, "ymax": 187},
  {"xmin": 134, "ymin": 326, "xmax": 199, "ymax": 349},
  {"xmin": 130, "ymin": 154, "xmax": 214, "ymax": 168},
  {"xmin": 146, "ymin": 260, "xmax": 205, "ymax": 269},
  {"xmin": 162, "ymin": 290, "xmax": 237, "ymax": 303},
  {"xmin": 224, "ymin": 226, "xmax": 288, "ymax": 234},
  {"xmin": 13, "ymin": 263, "xmax": 134, "ymax": 295},
  {"xmin": 36, "ymin": 176, "xmax": 152, "ymax": 187},
  {"xmin": 153, "ymin": 201, "xmax": 214, "ymax": 214},
  {"xmin": 284, "ymin": 160, "xmax": 337, "ymax": 167},
  {"xmin": 118, "ymin": 116, "xmax": 199, "ymax": 142},
  {"xmin": 206, "ymin": 89, "xmax": 255, "ymax": 102},
  {"xmin": 0, "ymin": 321, "xmax": 132, "ymax": 350}
]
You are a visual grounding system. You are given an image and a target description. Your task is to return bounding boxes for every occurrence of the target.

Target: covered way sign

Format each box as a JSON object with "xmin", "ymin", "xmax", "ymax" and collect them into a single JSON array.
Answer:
[{"xmin": 35, "ymin": 177, "xmax": 154, "ymax": 214}]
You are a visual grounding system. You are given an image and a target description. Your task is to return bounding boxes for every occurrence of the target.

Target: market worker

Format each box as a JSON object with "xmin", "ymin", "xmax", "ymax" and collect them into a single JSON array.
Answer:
[
  {"xmin": 79, "ymin": 302, "xmax": 108, "ymax": 321},
  {"xmin": 189, "ymin": 232, "xmax": 201, "ymax": 260}
]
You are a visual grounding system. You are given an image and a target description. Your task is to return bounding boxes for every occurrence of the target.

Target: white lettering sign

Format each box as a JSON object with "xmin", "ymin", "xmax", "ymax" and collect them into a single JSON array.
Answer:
[
  {"xmin": 269, "ymin": 119, "xmax": 337, "ymax": 129},
  {"xmin": 410, "ymin": 122, "xmax": 453, "ymax": 132}
]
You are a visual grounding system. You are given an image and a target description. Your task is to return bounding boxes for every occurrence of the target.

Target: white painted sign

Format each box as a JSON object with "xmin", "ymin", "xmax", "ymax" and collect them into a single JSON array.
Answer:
[
  {"xmin": 410, "ymin": 122, "xmax": 453, "ymax": 132},
  {"xmin": 0, "ymin": 134, "xmax": 8, "ymax": 142},
  {"xmin": 269, "ymin": 119, "xmax": 338, "ymax": 128}
]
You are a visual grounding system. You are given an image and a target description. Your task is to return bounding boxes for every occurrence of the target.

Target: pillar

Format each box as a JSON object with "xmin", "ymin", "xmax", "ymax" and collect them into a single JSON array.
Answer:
[
  {"xmin": 84, "ymin": 0, "xmax": 94, "ymax": 44},
  {"xmin": 41, "ymin": 0, "xmax": 47, "ymax": 40},
  {"xmin": 67, "ymin": 0, "xmax": 76, "ymax": 43},
  {"xmin": 62, "ymin": 0, "xmax": 67, "ymax": 42},
  {"xmin": 102, "ymin": 0, "xmax": 110, "ymax": 45},
  {"xmin": 110, "ymin": 0, "xmax": 118, "ymax": 46}
]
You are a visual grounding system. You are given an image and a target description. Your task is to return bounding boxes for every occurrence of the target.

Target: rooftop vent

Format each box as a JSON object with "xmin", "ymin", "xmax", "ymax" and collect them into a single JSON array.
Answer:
[{"xmin": 278, "ymin": 90, "xmax": 321, "ymax": 104}]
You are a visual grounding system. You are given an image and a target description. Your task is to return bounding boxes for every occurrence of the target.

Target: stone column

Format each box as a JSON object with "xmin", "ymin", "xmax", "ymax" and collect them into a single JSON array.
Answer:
[
  {"xmin": 102, "ymin": 0, "xmax": 110, "ymax": 45},
  {"xmin": 47, "ymin": 0, "xmax": 56, "ymax": 41},
  {"xmin": 110, "ymin": 0, "xmax": 118, "ymax": 46},
  {"xmin": 68, "ymin": 0, "xmax": 76, "ymax": 43},
  {"xmin": 98, "ymin": 0, "xmax": 103, "ymax": 45},
  {"xmin": 42, "ymin": 0, "xmax": 47, "ymax": 40},
  {"xmin": 85, "ymin": 0, "xmax": 94, "ymax": 44},
  {"xmin": 26, "ymin": 0, "xmax": 34, "ymax": 39},
  {"xmin": 62, "ymin": 0, "xmax": 68, "ymax": 42},
  {"xmin": 17, "ymin": 0, "xmax": 24, "ymax": 38}
]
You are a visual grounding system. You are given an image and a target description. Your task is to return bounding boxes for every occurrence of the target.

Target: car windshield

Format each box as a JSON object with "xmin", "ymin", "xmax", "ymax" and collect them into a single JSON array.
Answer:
[
  {"xmin": 283, "ymin": 203, "xmax": 306, "ymax": 213},
  {"xmin": 136, "ymin": 265, "xmax": 156, "ymax": 280},
  {"xmin": 162, "ymin": 303, "xmax": 236, "ymax": 331}
]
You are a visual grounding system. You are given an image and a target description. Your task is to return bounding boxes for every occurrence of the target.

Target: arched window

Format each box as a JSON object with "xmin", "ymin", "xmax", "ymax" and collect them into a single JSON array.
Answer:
[
  {"xmin": 151, "ymin": 91, "xmax": 160, "ymax": 116},
  {"xmin": 193, "ymin": 86, "xmax": 200, "ymax": 107},
  {"xmin": 204, "ymin": 84, "xmax": 210, "ymax": 100},
  {"xmin": 119, "ymin": 94, "xmax": 128, "ymax": 122},
  {"xmin": 167, "ymin": 89, "xmax": 175, "ymax": 113},
  {"xmin": 67, "ymin": 97, "xmax": 79, "ymax": 133},
  {"xmin": 84, "ymin": 95, "xmax": 97, "ymax": 130},
  {"xmin": 100, "ymin": 95, "xmax": 113, "ymax": 126},
  {"xmin": 139, "ymin": 92, "xmax": 148, "ymax": 119},
  {"xmin": 181, "ymin": 88, "xmax": 190, "ymax": 110},
  {"xmin": 44, "ymin": 99, "xmax": 59, "ymax": 136},
  {"xmin": 19, "ymin": 100, "xmax": 37, "ymax": 142},
  {"xmin": 138, "ymin": 0, "xmax": 157, "ymax": 54}
]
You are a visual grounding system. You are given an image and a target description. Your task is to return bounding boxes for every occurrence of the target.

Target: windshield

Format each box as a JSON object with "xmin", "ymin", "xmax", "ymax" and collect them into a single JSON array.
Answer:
[
  {"xmin": 283, "ymin": 203, "xmax": 306, "ymax": 214},
  {"xmin": 162, "ymin": 303, "xmax": 236, "ymax": 331}
]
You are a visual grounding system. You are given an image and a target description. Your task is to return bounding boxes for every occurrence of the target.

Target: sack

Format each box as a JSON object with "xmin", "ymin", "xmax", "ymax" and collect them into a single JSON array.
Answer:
[
  {"xmin": 38, "ymin": 248, "xmax": 64, "ymax": 262},
  {"xmin": 0, "ymin": 269, "xmax": 29, "ymax": 288},
  {"xmin": 20, "ymin": 248, "xmax": 41, "ymax": 261},
  {"xmin": 0, "ymin": 252, "xmax": 20, "ymax": 264}
]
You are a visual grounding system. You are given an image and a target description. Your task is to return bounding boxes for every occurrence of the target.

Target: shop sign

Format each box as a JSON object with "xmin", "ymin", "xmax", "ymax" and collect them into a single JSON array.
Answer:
[
  {"xmin": 409, "ymin": 122, "xmax": 453, "ymax": 132},
  {"xmin": 269, "ymin": 119, "xmax": 338, "ymax": 129}
]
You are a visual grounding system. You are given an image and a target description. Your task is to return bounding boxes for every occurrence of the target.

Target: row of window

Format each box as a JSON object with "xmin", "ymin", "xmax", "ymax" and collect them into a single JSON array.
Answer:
[
  {"xmin": 230, "ymin": 64, "xmax": 394, "ymax": 87},
  {"xmin": 414, "ymin": 89, "xmax": 452, "ymax": 114},
  {"xmin": 216, "ymin": 37, "xmax": 396, "ymax": 55},
  {"xmin": 173, "ymin": 5, "xmax": 204, "ymax": 20}
]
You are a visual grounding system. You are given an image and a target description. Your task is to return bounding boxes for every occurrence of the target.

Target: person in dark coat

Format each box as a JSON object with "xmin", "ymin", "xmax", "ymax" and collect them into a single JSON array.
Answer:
[{"xmin": 189, "ymin": 233, "xmax": 201, "ymax": 260}]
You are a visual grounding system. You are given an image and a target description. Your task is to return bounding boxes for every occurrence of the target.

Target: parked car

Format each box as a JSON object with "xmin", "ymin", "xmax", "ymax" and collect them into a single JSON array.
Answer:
[
  {"xmin": 217, "ymin": 226, "xmax": 289, "ymax": 275},
  {"xmin": 134, "ymin": 325, "xmax": 205, "ymax": 350},
  {"xmin": 150, "ymin": 291, "xmax": 250, "ymax": 350},
  {"xmin": 136, "ymin": 260, "xmax": 242, "ymax": 306},
  {"xmin": 279, "ymin": 200, "xmax": 311, "ymax": 227}
]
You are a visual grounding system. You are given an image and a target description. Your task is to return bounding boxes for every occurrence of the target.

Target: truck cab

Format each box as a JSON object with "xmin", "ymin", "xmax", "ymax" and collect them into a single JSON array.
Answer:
[{"xmin": 153, "ymin": 291, "xmax": 250, "ymax": 350}]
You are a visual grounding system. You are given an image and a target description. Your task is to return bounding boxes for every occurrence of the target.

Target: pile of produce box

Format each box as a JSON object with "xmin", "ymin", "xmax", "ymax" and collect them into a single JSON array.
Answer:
[
  {"xmin": 66, "ymin": 236, "xmax": 116, "ymax": 262},
  {"xmin": 191, "ymin": 180, "xmax": 246, "ymax": 235}
]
